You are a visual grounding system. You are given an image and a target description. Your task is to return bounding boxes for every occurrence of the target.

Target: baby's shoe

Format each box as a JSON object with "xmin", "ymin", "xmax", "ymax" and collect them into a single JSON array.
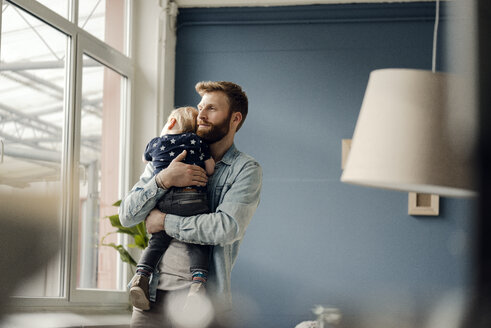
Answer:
[{"xmin": 129, "ymin": 274, "xmax": 150, "ymax": 310}]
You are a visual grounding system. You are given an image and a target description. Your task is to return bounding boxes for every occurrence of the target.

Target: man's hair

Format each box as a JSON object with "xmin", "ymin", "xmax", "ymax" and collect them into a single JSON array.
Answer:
[
  {"xmin": 168, "ymin": 106, "xmax": 198, "ymax": 133},
  {"xmin": 195, "ymin": 81, "xmax": 248, "ymax": 131}
]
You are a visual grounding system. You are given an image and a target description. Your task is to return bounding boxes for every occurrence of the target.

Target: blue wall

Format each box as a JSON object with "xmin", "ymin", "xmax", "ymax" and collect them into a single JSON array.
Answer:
[{"xmin": 174, "ymin": 3, "xmax": 474, "ymax": 327}]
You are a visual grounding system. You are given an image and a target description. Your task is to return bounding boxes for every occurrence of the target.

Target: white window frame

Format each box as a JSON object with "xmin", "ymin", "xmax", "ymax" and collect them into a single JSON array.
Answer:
[{"xmin": 2, "ymin": 0, "xmax": 134, "ymax": 309}]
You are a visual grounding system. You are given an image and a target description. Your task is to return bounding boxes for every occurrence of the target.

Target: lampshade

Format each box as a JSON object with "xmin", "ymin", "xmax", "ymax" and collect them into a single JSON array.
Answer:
[{"xmin": 341, "ymin": 68, "xmax": 476, "ymax": 198}]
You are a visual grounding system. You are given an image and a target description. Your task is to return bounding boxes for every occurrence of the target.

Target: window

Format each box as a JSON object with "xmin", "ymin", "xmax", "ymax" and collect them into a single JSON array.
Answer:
[
  {"xmin": 79, "ymin": 0, "xmax": 128, "ymax": 53},
  {"xmin": 0, "ymin": 3, "xmax": 67, "ymax": 298},
  {"xmin": 0, "ymin": 0, "xmax": 132, "ymax": 306},
  {"xmin": 77, "ymin": 55, "xmax": 124, "ymax": 291},
  {"xmin": 35, "ymin": 0, "xmax": 69, "ymax": 19}
]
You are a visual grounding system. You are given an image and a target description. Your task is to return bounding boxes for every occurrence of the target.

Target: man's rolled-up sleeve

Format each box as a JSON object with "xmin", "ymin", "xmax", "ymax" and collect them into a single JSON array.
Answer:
[
  {"xmin": 119, "ymin": 163, "xmax": 168, "ymax": 228},
  {"xmin": 164, "ymin": 161, "xmax": 262, "ymax": 246}
]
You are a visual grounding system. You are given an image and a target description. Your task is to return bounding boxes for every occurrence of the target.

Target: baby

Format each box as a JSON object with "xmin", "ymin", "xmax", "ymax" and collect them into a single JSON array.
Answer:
[{"xmin": 129, "ymin": 106, "xmax": 214, "ymax": 311}]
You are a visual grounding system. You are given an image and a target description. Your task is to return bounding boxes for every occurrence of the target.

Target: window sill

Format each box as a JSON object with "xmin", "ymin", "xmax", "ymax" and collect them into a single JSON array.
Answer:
[{"xmin": 1, "ymin": 310, "xmax": 132, "ymax": 328}]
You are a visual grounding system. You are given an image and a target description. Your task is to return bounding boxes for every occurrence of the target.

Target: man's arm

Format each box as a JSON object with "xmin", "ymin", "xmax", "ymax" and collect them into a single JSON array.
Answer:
[
  {"xmin": 119, "ymin": 162, "xmax": 165, "ymax": 227},
  {"xmin": 162, "ymin": 161, "xmax": 262, "ymax": 246},
  {"xmin": 119, "ymin": 150, "xmax": 208, "ymax": 228}
]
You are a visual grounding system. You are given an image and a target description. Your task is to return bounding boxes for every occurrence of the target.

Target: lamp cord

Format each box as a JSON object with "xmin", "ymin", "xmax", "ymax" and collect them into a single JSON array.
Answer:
[{"xmin": 432, "ymin": 0, "xmax": 440, "ymax": 73}]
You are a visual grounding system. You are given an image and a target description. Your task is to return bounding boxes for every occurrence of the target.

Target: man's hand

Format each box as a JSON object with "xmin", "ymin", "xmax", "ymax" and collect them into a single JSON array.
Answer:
[
  {"xmin": 155, "ymin": 150, "xmax": 208, "ymax": 189},
  {"xmin": 146, "ymin": 209, "xmax": 166, "ymax": 234}
]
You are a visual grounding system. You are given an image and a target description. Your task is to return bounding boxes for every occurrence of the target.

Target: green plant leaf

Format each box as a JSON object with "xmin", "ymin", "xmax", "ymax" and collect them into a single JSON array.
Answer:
[
  {"xmin": 136, "ymin": 222, "xmax": 147, "ymax": 238},
  {"xmin": 107, "ymin": 214, "xmax": 123, "ymax": 228},
  {"xmin": 103, "ymin": 242, "xmax": 137, "ymax": 267},
  {"xmin": 137, "ymin": 222, "xmax": 149, "ymax": 249},
  {"xmin": 100, "ymin": 199, "xmax": 149, "ymax": 269},
  {"xmin": 137, "ymin": 222, "xmax": 144, "ymax": 232},
  {"xmin": 116, "ymin": 226, "xmax": 140, "ymax": 236},
  {"xmin": 133, "ymin": 234, "xmax": 147, "ymax": 250},
  {"xmin": 100, "ymin": 231, "xmax": 116, "ymax": 245}
]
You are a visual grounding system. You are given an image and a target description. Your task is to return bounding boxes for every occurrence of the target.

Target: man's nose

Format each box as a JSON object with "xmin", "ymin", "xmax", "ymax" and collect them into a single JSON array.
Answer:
[{"xmin": 198, "ymin": 110, "xmax": 206, "ymax": 120}]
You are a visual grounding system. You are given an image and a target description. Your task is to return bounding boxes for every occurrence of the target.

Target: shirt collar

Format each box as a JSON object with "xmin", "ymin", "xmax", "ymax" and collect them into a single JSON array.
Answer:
[{"xmin": 219, "ymin": 143, "xmax": 238, "ymax": 166}]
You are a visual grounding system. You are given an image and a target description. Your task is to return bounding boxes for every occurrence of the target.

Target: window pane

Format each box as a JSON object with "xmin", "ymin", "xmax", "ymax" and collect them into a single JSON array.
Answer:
[
  {"xmin": 36, "ymin": 0, "xmax": 70, "ymax": 19},
  {"xmin": 0, "ymin": 2, "xmax": 68, "ymax": 297},
  {"xmin": 77, "ymin": 54, "xmax": 124, "ymax": 290},
  {"xmin": 78, "ymin": 0, "xmax": 127, "ymax": 54}
]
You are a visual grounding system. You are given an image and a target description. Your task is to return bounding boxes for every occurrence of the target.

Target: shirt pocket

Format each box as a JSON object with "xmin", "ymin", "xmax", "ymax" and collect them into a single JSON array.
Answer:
[{"xmin": 212, "ymin": 183, "xmax": 232, "ymax": 208}]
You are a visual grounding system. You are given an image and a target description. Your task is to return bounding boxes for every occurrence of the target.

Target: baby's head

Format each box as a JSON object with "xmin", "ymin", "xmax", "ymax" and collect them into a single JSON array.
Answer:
[{"xmin": 161, "ymin": 106, "xmax": 198, "ymax": 135}]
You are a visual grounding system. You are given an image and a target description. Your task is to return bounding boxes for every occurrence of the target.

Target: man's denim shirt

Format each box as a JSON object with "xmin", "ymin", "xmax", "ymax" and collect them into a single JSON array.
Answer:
[{"xmin": 119, "ymin": 144, "xmax": 262, "ymax": 310}]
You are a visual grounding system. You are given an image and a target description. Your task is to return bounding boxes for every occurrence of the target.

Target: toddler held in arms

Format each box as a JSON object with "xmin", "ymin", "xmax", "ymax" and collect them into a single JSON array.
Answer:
[{"xmin": 129, "ymin": 106, "xmax": 214, "ymax": 311}]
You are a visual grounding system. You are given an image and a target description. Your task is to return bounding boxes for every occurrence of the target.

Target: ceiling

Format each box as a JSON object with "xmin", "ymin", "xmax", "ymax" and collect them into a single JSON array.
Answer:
[{"xmin": 175, "ymin": 0, "xmax": 435, "ymax": 8}]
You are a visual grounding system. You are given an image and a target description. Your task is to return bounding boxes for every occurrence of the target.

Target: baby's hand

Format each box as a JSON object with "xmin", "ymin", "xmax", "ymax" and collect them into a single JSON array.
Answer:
[
  {"xmin": 155, "ymin": 150, "xmax": 208, "ymax": 189},
  {"xmin": 205, "ymin": 157, "xmax": 215, "ymax": 176}
]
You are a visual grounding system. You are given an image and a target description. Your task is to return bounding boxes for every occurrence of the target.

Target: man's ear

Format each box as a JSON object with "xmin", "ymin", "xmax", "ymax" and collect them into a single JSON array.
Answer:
[{"xmin": 231, "ymin": 112, "xmax": 242, "ymax": 129}]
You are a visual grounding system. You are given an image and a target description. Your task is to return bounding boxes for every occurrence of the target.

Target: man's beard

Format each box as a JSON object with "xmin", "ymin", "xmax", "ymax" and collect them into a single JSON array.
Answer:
[{"xmin": 197, "ymin": 115, "xmax": 231, "ymax": 144}]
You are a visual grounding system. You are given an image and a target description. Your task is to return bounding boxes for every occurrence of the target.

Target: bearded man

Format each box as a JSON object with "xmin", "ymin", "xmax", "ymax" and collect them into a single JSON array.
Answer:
[{"xmin": 119, "ymin": 81, "xmax": 263, "ymax": 328}]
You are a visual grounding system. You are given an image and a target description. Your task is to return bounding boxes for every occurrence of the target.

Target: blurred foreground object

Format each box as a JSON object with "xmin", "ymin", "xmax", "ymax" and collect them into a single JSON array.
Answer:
[
  {"xmin": 0, "ymin": 190, "xmax": 59, "ymax": 320},
  {"xmin": 295, "ymin": 306, "xmax": 341, "ymax": 328}
]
